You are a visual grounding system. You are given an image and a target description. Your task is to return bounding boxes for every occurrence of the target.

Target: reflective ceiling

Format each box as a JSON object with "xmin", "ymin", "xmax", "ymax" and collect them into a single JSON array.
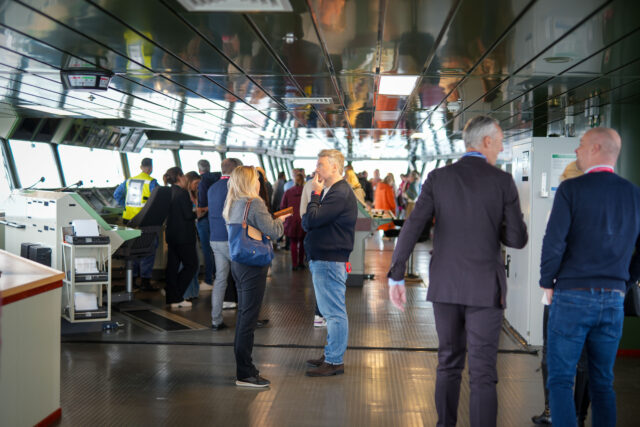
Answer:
[{"xmin": 0, "ymin": 0, "xmax": 639, "ymax": 160}]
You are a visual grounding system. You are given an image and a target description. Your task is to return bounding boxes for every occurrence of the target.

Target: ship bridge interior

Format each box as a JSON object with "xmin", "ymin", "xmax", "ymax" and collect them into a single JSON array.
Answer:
[{"xmin": 0, "ymin": 0, "xmax": 639, "ymax": 426}]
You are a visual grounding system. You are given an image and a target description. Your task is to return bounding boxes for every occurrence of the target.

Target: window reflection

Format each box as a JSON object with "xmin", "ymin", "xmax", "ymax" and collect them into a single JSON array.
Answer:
[
  {"xmin": 9, "ymin": 140, "xmax": 61, "ymax": 189},
  {"xmin": 58, "ymin": 145, "xmax": 123, "ymax": 187}
]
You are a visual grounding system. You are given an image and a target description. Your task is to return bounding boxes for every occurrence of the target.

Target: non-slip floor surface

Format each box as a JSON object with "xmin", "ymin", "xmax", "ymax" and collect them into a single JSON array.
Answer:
[{"xmin": 56, "ymin": 235, "xmax": 640, "ymax": 426}]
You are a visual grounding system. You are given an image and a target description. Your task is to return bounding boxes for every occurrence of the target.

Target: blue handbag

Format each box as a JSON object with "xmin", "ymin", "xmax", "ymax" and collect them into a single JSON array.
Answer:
[{"xmin": 228, "ymin": 199, "xmax": 274, "ymax": 267}]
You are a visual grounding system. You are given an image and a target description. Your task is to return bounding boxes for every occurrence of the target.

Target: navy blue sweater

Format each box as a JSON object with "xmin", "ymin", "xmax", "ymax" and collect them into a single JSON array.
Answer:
[
  {"xmin": 540, "ymin": 172, "xmax": 640, "ymax": 292},
  {"xmin": 302, "ymin": 179, "xmax": 357, "ymax": 262}
]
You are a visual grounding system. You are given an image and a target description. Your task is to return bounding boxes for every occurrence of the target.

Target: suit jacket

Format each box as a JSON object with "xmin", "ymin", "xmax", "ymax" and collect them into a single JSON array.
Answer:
[{"xmin": 388, "ymin": 156, "xmax": 528, "ymax": 308}]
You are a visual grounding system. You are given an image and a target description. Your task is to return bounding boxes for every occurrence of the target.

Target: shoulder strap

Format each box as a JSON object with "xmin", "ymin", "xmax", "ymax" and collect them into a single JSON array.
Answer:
[{"xmin": 242, "ymin": 199, "xmax": 252, "ymax": 228}]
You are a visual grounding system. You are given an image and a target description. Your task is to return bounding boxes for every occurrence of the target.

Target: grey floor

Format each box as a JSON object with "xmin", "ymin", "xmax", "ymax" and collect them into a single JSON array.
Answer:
[{"xmin": 56, "ymin": 235, "xmax": 640, "ymax": 426}]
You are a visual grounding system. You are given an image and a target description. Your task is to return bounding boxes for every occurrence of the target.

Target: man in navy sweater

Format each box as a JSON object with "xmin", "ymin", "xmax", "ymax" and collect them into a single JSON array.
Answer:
[
  {"xmin": 541, "ymin": 127, "xmax": 640, "ymax": 427},
  {"xmin": 302, "ymin": 149, "xmax": 357, "ymax": 377}
]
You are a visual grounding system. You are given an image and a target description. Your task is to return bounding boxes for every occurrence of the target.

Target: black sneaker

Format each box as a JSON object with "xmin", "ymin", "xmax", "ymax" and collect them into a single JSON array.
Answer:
[
  {"xmin": 236, "ymin": 375, "xmax": 270, "ymax": 388},
  {"xmin": 256, "ymin": 319, "xmax": 269, "ymax": 328},
  {"xmin": 531, "ymin": 408, "xmax": 552, "ymax": 424},
  {"xmin": 211, "ymin": 322, "xmax": 228, "ymax": 331}
]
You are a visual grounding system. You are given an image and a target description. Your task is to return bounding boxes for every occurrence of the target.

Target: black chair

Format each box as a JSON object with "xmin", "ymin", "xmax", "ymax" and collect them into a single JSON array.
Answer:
[{"xmin": 113, "ymin": 186, "xmax": 171, "ymax": 293}]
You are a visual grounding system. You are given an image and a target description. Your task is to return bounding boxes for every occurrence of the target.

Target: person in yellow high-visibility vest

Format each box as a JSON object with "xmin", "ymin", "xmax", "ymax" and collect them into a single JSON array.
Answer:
[{"xmin": 114, "ymin": 158, "xmax": 159, "ymax": 290}]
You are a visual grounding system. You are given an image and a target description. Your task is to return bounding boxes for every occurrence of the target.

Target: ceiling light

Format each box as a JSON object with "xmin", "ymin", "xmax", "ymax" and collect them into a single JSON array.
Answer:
[
  {"xmin": 378, "ymin": 75, "xmax": 419, "ymax": 96},
  {"xmin": 439, "ymin": 68, "xmax": 465, "ymax": 74},
  {"xmin": 543, "ymin": 56, "xmax": 572, "ymax": 63},
  {"xmin": 177, "ymin": 0, "xmax": 292, "ymax": 12},
  {"xmin": 283, "ymin": 97, "xmax": 333, "ymax": 105},
  {"xmin": 18, "ymin": 104, "xmax": 80, "ymax": 116}
]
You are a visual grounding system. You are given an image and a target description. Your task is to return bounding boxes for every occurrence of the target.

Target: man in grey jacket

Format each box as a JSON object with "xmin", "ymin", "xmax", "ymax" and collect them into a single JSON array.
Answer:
[{"xmin": 388, "ymin": 116, "xmax": 528, "ymax": 426}]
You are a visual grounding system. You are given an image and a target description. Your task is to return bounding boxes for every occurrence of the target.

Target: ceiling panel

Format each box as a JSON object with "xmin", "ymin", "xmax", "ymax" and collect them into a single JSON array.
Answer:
[{"xmin": 0, "ymin": 0, "xmax": 638, "ymax": 161}]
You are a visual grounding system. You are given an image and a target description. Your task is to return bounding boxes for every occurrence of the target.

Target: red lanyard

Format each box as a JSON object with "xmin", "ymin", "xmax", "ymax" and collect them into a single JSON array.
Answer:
[{"xmin": 587, "ymin": 167, "xmax": 614, "ymax": 173}]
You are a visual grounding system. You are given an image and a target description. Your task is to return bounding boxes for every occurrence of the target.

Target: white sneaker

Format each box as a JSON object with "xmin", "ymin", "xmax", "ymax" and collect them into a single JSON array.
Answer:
[
  {"xmin": 199, "ymin": 282, "xmax": 213, "ymax": 291},
  {"xmin": 223, "ymin": 301, "xmax": 237, "ymax": 309},
  {"xmin": 170, "ymin": 300, "xmax": 192, "ymax": 309},
  {"xmin": 314, "ymin": 315, "xmax": 327, "ymax": 328}
]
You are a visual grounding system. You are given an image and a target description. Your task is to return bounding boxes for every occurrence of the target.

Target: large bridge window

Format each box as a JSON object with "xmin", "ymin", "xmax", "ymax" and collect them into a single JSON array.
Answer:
[
  {"xmin": 127, "ymin": 148, "xmax": 175, "ymax": 183},
  {"xmin": 9, "ymin": 140, "xmax": 61, "ymax": 189},
  {"xmin": 293, "ymin": 159, "xmax": 317, "ymax": 176},
  {"xmin": 58, "ymin": 145, "xmax": 124, "ymax": 187},
  {"xmin": 226, "ymin": 152, "xmax": 260, "ymax": 169},
  {"xmin": 351, "ymin": 160, "xmax": 410, "ymax": 186},
  {"xmin": 179, "ymin": 150, "xmax": 221, "ymax": 174}
]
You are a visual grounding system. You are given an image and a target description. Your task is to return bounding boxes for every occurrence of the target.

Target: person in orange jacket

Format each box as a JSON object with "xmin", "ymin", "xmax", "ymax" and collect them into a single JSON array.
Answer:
[{"xmin": 374, "ymin": 174, "xmax": 396, "ymax": 231}]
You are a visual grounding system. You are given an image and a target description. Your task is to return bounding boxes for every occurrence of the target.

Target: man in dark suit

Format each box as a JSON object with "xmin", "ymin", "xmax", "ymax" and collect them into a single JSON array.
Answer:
[{"xmin": 387, "ymin": 115, "xmax": 528, "ymax": 426}]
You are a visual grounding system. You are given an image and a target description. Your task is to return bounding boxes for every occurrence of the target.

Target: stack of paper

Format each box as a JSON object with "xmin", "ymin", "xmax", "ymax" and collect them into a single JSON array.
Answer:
[
  {"xmin": 74, "ymin": 291, "xmax": 98, "ymax": 311},
  {"xmin": 71, "ymin": 219, "xmax": 99, "ymax": 237},
  {"xmin": 75, "ymin": 257, "xmax": 99, "ymax": 274}
]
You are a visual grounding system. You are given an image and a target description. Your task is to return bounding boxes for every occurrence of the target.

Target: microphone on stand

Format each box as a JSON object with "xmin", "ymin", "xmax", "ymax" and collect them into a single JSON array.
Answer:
[
  {"xmin": 23, "ymin": 176, "xmax": 45, "ymax": 190},
  {"xmin": 58, "ymin": 180, "xmax": 83, "ymax": 192}
]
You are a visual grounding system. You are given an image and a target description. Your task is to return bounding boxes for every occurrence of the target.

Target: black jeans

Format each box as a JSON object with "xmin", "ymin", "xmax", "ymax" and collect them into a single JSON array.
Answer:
[
  {"xmin": 165, "ymin": 242, "xmax": 198, "ymax": 304},
  {"xmin": 230, "ymin": 261, "xmax": 269, "ymax": 379}
]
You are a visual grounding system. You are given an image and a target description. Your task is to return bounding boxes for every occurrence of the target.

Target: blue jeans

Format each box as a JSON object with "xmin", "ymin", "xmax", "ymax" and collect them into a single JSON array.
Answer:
[
  {"xmin": 309, "ymin": 260, "xmax": 348, "ymax": 365},
  {"xmin": 547, "ymin": 288, "xmax": 624, "ymax": 427},
  {"xmin": 196, "ymin": 219, "xmax": 214, "ymax": 285}
]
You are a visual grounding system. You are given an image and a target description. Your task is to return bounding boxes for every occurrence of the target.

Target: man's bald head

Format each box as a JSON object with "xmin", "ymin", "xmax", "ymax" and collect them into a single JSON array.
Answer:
[
  {"xmin": 585, "ymin": 127, "xmax": 621, "ymax": 160},
  {"xmin": 575, "ymin": 127, "xmax": 622, "ymax": 172}
]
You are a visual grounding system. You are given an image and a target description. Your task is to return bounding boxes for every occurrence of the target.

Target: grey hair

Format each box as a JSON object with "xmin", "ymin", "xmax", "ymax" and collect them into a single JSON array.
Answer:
[
  {"xmin": 462, "ymin": 116, "xmax": 500, "ymax": 149},
  {"xmin": 318, "ymin": 149, "xmax": 345, "ymax": 175},
  {"xmin": 197, "ymin": 159, "xmax": 210, "ymax": 173}
]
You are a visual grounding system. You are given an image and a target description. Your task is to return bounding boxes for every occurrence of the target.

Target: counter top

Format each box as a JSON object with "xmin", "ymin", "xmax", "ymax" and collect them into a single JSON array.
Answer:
[{"xmin": 0, "ymin": 249, "xmax": 64, "ymax": 305}]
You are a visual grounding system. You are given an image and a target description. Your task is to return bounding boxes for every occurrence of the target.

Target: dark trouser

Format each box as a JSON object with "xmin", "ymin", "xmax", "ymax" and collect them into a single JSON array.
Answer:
[
  {"xmin": 165, "ymin": 242, "xmax": 198, "ymax": 304},
  {"xmin": 289, "ymin": 236, "xmax": 305, "ymax": 266},
  {"xmin": 225, "ymin": 274, "xmax": 238, "ymax": 303},
  {"xmin": 230, "ymin": 261, "xmax": 268, "ymax": 379},
  {"xmin": 133, "ymin": 234, "xmax": 158, "ymax": 279},
  {"xmin": 541, "ymin": 305, "xmax": 590, "ymax": 420},
  {"xmin": 432, "ymin": 302, "xmax": 503, "ymax": 427},
  {"xmin": 196, "ymin": 218, "xmax": 215, "ymax": 284}
]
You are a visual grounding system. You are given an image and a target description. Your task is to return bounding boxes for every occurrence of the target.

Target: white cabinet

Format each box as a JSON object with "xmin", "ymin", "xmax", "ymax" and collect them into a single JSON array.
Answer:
[
  {"xmin": 61, "ymin": 242, "xmax": 111, "ymax": 322},
  {"xmin": 505, "ymin": 138, "xmax": 577, "ymax": 345}
]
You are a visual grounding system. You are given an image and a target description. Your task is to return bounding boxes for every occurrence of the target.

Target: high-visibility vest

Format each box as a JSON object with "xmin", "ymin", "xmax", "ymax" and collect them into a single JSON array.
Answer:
[{"xmin": 123, "ymin": 172, "xmax": 154, "ymax": 220}]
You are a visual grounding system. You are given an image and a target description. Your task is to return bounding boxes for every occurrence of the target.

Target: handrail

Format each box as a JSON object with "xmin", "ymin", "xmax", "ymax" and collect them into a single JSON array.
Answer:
[{"xmin": 0, "ymin": 219, "xmax": 26, "ymax": 229}]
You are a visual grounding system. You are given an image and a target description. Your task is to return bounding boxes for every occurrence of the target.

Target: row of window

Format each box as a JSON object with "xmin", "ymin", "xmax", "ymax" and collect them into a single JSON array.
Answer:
[
  {"xmin": 0, "ymin": 140, "xmax": 417, "ymax": 202},
  {"xmin": 0, "ymin": 140, "xmax": 267, "ymax": 201}
]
